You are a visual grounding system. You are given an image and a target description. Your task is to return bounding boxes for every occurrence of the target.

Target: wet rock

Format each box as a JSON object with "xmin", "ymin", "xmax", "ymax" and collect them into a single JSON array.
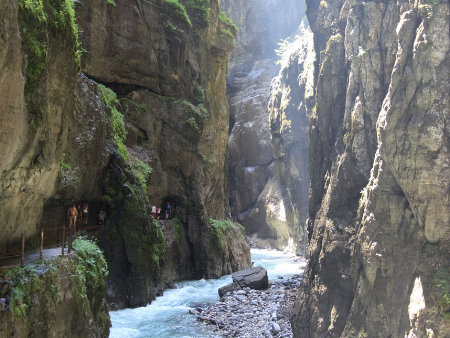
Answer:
[
  {"xmin": 271, "ymin": 321, "xmax": 281, "ymax": 334},
  {"xmin": 218, "ymin": 282, "xmax": 240, "ymax": 298},
  {"xmin": 232, "ymin": 266, "xmax": 269, "ymax": 290},
  {"xmin": 0, "ymin": 298, "xmax": 6, "ymax": 312},
  {"xmin": 195, "ymin": 274, "xmax": 302, "ymax": 338}
]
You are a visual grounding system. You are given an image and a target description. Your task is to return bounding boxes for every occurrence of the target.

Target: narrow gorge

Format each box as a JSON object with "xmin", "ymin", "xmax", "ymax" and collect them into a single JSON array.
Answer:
[{"xmin": 0, "ymin": 0, "xmax": 448, "ymax": 337}]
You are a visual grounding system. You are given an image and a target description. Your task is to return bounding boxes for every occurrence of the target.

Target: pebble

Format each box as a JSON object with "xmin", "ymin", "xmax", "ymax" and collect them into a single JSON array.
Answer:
[
  {"xmin": 271, "ymin": 322, "xmax": 281, "ymax": 334},
  {"xmin": 194, "ymin": 274, "xmax": 302, "ymax": 337}
]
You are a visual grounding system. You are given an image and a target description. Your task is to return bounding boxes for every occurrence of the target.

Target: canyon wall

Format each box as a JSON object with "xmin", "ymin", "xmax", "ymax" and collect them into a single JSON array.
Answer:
[
  {"xmin": 221, "ymin": 0, "xmax": 309, "ymax": 253},
  {"xmin": 291, "ymin": 0, "xmax": 449, "ymax": 337},
  {"xmin": 0, "ymin": 0, "xmax": 250, "ymax": 311}
]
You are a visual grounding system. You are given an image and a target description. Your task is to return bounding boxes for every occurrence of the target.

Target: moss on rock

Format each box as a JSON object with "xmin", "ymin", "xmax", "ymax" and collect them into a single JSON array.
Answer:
[
  {"xmin": 18, "ymin": 0, "xmax": 82, "ymax": 127},
  {"xmin": 0, "ymin": 239, "xmax": 110, "ymax": 337}
]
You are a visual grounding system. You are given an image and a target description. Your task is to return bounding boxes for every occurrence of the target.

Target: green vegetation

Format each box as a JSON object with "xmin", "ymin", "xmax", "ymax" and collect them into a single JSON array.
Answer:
[
  {"xmin": 3, "ymin": 238, "xmax": 108, "ymax": 322},
  {"xmin": 433, "ymin": 267, "xmax": 450, "ymax": 315},
  {"xmin": 60, "ymin": 153, "xmax": 70, "ymax": 171},
  {"xmin": 120, "ymin": 216, "xmax": 166, "ymax": 271},
  {"xmin": 6, "ymin": 265, "xmax": 51, "ymax": 318},
  {"xmin": 184, "ymin": 100, "xmax": 207, "ymax": 134},
  {"xmin": 193, "ymin": 84, "xmax": 205, "ymax": 105},
  {"xmin": 58, "ymin": 153, "xmax": 74, "ymax": 187},
  {"xmin": 186, "ymin": 117, "xmax": 199, "ymax": 132},
  {"xmin": 149, "ymin": 91, "xmax": 180, "ymax": 103},
  {"xmin": 201, "ymin": 154, "xmax": 212, "ymax": 164},
  {"xmin": 120, "ymin": 97, "xmax": 149, "ymax": 114},
  {"xmin": 165, "ymin": 20, "xmax": 184, "ymax": 34},
  {"xmin": 150, "ymin": 219, "xmax": 166, "ymax": 270},
  {"xmin": 219, "ymin": 10, "xmax": 237, "ymax": 38},
  {"xmin": 98, "ymin": 84, "xmax": 129, "ymax": 161},
  {"xmin": 106, "ymin": 0, "xmax": 116, "ymax": 6},
  {"xmin": 185, "ymin": 0, "xmax": 210, "ymax": 28},
  {"xmin": 209, "ymin": 218, "xmax": 244, "ymax": 249},
  {"xmin": 19, "ymin": 0, "xmax": 82, "ymax": 127},
  {"xmin": 162, "ymin": 0, "xmax": 191, "ymax": 26},
  {"xmin": 172, "ymin": 216, "xmax": 183, "ymax": 249},
  {"xmin": 130, "ymin": 157, "xmax": 152, "ymax": 190},
  {"xmin": 72, "ymin": 238, "xmax": 108, "ymax": 305}
]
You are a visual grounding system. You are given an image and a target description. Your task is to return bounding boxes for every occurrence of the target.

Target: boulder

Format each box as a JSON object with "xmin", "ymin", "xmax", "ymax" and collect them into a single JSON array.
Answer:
[
  {"xmin": 218, "ymin": 266, "xmax": 269, "ymax": 297},
  {"xmin": 218, "ymin": 282, "xmax": 240, "ymax": 298},
  {"xmin": 232, "ymin": 266, "xmax": 269, "ymax": 290}
]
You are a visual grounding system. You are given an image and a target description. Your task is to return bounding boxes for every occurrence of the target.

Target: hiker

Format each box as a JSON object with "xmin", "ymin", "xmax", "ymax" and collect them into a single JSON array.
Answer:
[
  {"xmin": 67, "ymin": 204, "xmax": 78, "ymax": 230},
  {"xmin": 98, "ymin": 204, "xmax": 107, "ymax": 225},
  {"xmin": 77, "ymin": 204, "xmax": 82, "ymax": 227},
  {"xmin": 98, "ymin": 210, "xmax": 106, "ymax": 225},
  {"xmin": 152, "ymin": 205, "xmax": 157, "ymax": 218},
  {"xmin": 157, "ymin": 207, "xmax": 161, "ymax": 220},
  {"xmin": 82, "ymin": 202, "xmax": 89, "ymax": 226},
  {"xmin": 166, "ymin": 202, "xmax": 172, "ymax": 219}
]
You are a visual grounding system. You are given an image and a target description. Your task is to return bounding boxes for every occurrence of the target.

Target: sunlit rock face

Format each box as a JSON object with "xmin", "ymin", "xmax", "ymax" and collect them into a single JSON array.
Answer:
[
  {"xmin": 291, "ymin": 0, "xmax": 449, "ymax": 337},
  {"xmin": 222, "ymin": 0, "xmax": 309, "ymax": 253},
  {"xmin": 268, "ymin": 26, "xmax": 315, "ymax": 255}
]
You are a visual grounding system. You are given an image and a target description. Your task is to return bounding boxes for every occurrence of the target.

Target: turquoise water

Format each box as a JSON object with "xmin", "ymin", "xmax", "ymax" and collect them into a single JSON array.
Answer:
[{"xmin": 109, "ymin": 249, "xmax": 304, "ymax": 338}]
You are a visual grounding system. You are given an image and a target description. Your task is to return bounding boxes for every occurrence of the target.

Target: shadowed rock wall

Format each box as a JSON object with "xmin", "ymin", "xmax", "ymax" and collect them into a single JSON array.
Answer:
[{"xmin": 291, "ymin": 0, "xmax": 449, "ymax": 337}]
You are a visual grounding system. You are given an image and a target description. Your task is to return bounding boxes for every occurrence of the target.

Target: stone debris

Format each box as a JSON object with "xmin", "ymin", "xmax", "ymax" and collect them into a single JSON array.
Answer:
[{"xmin": 193, "ymin": 274, "xmax": 302, "ymax": 337}]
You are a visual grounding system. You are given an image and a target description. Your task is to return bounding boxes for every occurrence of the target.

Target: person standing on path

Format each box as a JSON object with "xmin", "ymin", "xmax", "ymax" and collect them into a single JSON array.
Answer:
[
  {"xmin": 152, "ymin": 205, "xmax": 157, "ymax": 218},
  {"xmin": 67, "ymin": 204, "xmax": 78, "ymax": 230},
  {"xmin": 157, "ymin": 207, "xmax": 161, "ymax": 220},
  {"xmin": 166, "ymin": 202, "xmax": 171, "ymax": 219},
  {"xmin": 82, "ymin": 202, "xmax": 89, "ymax": 227}
]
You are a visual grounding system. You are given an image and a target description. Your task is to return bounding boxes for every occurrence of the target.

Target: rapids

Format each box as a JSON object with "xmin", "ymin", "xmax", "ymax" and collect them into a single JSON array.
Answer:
[{"xmin": 110, "ymin": 249, "xmax": 304, "ymax": 337}]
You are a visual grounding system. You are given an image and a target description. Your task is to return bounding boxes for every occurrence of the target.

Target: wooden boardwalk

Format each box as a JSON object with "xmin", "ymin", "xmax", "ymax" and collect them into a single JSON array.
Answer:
[
  {"xmin": 0, "ymin": 247, "xmax": 69, "ymax": 272},
  {"xmin": 0, "ymin": 225, "xmax": 102, "ymax": 271}
]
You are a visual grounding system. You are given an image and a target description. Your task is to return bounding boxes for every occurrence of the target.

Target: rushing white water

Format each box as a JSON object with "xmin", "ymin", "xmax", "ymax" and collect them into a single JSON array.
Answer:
[{"xmin": 110, "ymin": 248, "xmax": 304, "ymax": 338}]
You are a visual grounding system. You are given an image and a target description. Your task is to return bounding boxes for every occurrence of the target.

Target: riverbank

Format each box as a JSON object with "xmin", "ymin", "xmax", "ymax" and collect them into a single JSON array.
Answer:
[
  {"xmin": 193, "ymin": 273, "xmax": 302, "ymax": 337},
  {"xmin": 110, "ymin": 249, "xmax": 305, "ymax": 337}
]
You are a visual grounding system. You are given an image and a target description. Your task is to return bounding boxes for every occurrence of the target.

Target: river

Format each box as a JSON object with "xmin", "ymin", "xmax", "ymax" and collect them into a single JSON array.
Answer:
[{"xmin": 110, "ymin": 249, "xmax": 304, "ymax": 338}]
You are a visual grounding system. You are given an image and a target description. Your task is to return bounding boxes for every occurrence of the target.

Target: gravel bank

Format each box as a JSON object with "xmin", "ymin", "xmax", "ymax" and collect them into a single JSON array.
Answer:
[{"xmin": 192, "ymin": 274, "xmax": 302, "ymax": 337}]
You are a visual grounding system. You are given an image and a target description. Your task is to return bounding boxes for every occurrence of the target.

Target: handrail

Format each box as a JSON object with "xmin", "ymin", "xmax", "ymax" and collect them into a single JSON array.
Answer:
[{"xmin": 0, "ymin": 224, "xmax": 103, "ymax": 267}]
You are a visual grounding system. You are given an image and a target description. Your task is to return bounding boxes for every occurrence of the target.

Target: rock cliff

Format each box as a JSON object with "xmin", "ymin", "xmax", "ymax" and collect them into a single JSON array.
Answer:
[
  {"xmin": 222, "ymin": 0, "xmax": 309, "ymax": 253},
  {"xmin": 0, "ymin": 0, "xmax": 250, "ymax": 311},
  {"xmin": 291, "ymin": 0, "xmax": 449, "ymax": 337},
  {"xmin": 268, "ymin": 26, "xmax": 315, "ymax": 255}
]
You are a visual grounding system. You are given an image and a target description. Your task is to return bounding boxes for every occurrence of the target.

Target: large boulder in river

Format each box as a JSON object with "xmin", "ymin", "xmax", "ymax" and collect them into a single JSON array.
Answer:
[
  {"xmin": 218, "ymin": 266, "xmax": 269, "ymax": 297},
  {"xmin": 233, "ymin": 266, "xmax": 269, "ymax": 290}
]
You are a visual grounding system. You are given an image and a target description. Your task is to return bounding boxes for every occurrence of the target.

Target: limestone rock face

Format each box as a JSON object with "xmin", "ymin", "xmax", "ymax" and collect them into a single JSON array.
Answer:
[
  {"xmin": 291, "ymin": 0, "xmax": 450, "ymax": 337},
  {"xmin": 268, "ymin": 27, "xmax": 315, "ymax": 254},
  {"xmin": 0, "ymin": 0, "xmax": 250, "ymax": 311},
  {"xmin": 160, "ymin": 219, "xmax": 194, "ymax": 286},
  {"xmin": 222, "ymin": 0, "xmax": 308, "ymax": 253},
  {"xmin": 0, "ymin": 0, "xmax": 112, "ymax": 253},
  {"xmin": 75, "ymin": 0, "xmax": 250, "ymax": 307}
]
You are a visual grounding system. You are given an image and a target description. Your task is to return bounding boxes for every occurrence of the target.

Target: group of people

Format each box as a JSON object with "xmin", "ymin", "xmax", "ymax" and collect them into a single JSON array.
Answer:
[
  {"xmin": 67, "ymin": 201, "xmax": 172, "ymax": 228},
  {"xmin": 67, "ymin": 203, "xmax": 107, "ymax": 230},
  {"xmin": 151, "ymin": 202, "xmax": 172, "ymax": 220}
]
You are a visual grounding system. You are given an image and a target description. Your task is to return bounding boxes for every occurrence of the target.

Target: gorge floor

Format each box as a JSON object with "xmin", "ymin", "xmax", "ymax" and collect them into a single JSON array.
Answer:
[
  {"xmin": 109, "ymin": 249, "xmax": 305, "ymax": 337},
  {"xmin": 194, "ymin": 274, "xmax": 302, "ymax": 337}
]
